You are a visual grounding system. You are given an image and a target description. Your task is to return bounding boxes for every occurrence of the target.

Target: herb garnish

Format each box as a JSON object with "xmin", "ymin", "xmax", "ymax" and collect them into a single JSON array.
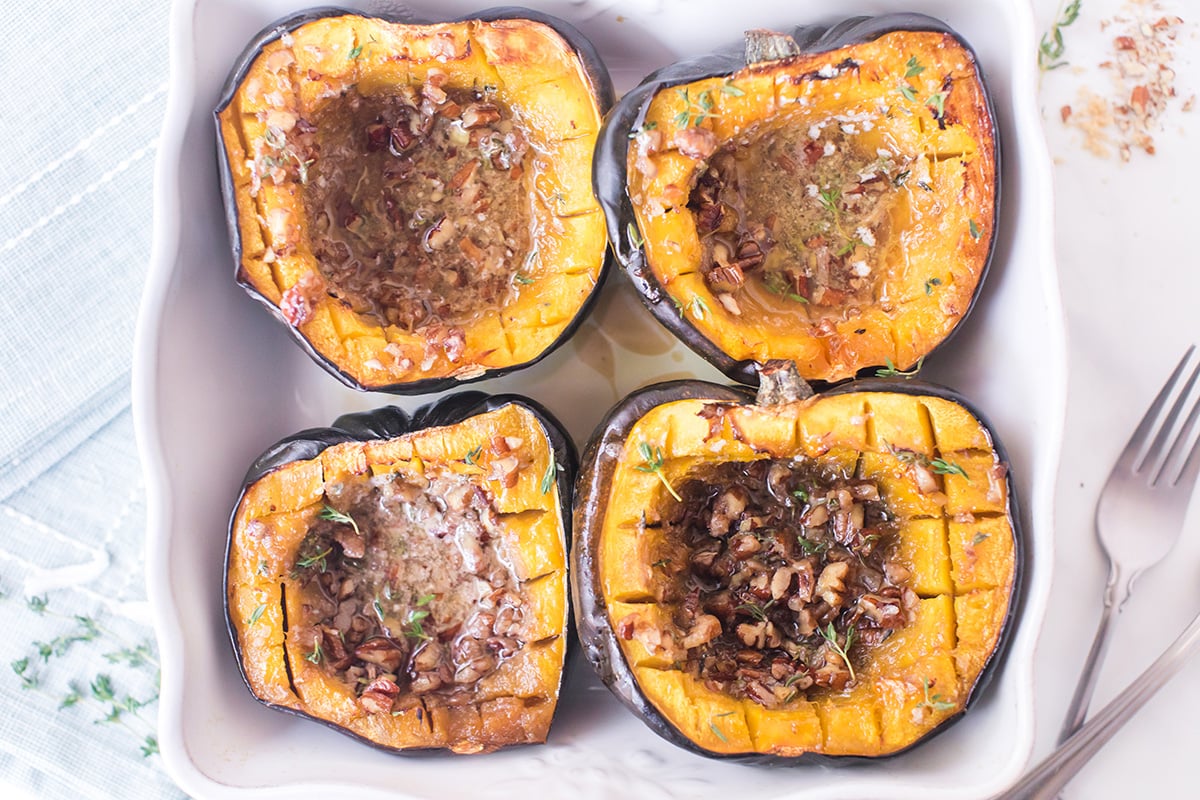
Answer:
[
  {"xmin": 540, "ymin": 460, "xmax": 559, "ymax": 494},
  {"xmin": 972, "ymin": 531, "xmax": 991, "ymax": 546},
  {"xmin": 926, "ymin": 91, "xmax": 947, "ymax": 121},
  {"xmin": 296, "ymin": 547, "xmax": 332, "ymax": 571},
  {"xmin": 673, "ymin": 88, "xmax": 718, "ymax": 128},
  {"xmin": 626, "ymin": 221, "xmax": 644, "ymax": 248},
  {"xmin": 875, "ymin": 356, "xmax": 923, "ymax": 378},
  {"xmin": 904, "ymin": 56, "xmax": 926, "ymax": 79},
  {"xmin": 917, "ymin": 678, "xmax": 956, "ymax": 712},
  {"xmin": 402, "ymin": 596, "xmax": 434, "ymax": 641},
  {"xmin": 930, "ymin": 458, "xmax": 968, "ymax": 478},
  {"xmin": 735, "ymin": 600, "xmax": 774, "ymax": 622},
  {"xmin": 709, "ymin": 710, "xmax": 735, "ymax": 742},
  {"xmin": 1038, "ymin": 0, "xmax": 1082, "ymax": 72},
  {"xmin": 463, "ymin": 445, "xmax": 483, "ymax": 465},
  {"xmin": 320, "ymin": 505, "xmax": 361, "ymax": 536},
  {"xmin": 246, "ymin": 603, "xmax": 267, "ymax": 625},
  {"xmin": 924, "ymin": 277, "xmax": 942, "ymax": 295},
  {"xmin": 820, "ymin": 623, "xmax": 857, "ymax": 683},
  {"xmin": 305, "ymin": 639, "xmax": 323, "ymax": 664},
  {"xmin": 636, "ymin": 442, "xmax": 682, "ymax": 502},
  {"xmin": 513, "ymin": 273, "xmax": 536, "ymax": 286},
  {"xmin": 721, "ymin": 79, "xmax": 745, "ymax": 97},
  {"xmin": 969, "ymin": 219, "xmax": 983, "ymax": 240},
  {"xmin": 763, "ymin": 272, "xmax": 809, "ymax": 304},
  {"xmin": 690, "ymin": 296, "xmax": 710, "ymax": 320}
]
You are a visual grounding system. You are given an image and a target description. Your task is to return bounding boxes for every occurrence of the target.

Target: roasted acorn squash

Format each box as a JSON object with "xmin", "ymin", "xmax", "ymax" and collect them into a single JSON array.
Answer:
[
  {"xmin": 572, "ymin": 367, "xmax": 1020, "ymax": 760},
  {"xmin": 216, "ymin": 8, "xmax": 614, "ymax": 393},
  {"xmin": 594, "ymin": 15, "xmax": 999, "ymax": 386},
  {"xmin": 226, "ymin": 394, "xmax": 575, "ymax": 754}
]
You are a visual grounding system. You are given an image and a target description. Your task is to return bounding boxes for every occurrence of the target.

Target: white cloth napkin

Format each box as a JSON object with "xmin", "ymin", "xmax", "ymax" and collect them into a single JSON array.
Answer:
[{"xmin": 0, "ymin": 1, "xmax": 181, "ymax": 795}]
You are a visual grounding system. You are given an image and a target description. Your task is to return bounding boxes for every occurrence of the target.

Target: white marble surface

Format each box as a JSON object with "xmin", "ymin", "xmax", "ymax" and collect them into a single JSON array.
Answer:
[{"xmin": 1032, "ymin": 0, "xmax": 1200, "ymax": 796}]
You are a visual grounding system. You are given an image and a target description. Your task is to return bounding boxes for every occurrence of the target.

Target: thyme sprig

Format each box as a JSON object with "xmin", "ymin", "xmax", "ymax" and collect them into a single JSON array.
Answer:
[
  {"xmin": 635, "ymin": 442, "xmax": 682, "ymax": 502},
  {"xmin": 917, "ymin": 678, "xmax": 956, "ymax": 713},
  {"xmin": 320, "ymin": 504, "xmax": 361, "ymax": 536},
  {"xmin": 1039, "ymin": 0, "xmax": 1082, "ymax": 72},
  {"xmin": 819, "ymin": 623, "xmax": 857, "ymax": 684},
  {"xmin": 8, "ymin": 593, "xmax": 161, "ymax": 758},
  {"xmin": 875, "ymin": 356, "xmax": 923, "ymax": 378}
]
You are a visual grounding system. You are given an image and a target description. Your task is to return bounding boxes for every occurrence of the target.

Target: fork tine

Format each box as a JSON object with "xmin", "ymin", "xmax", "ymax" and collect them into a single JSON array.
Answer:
[
  {"xmin": 1144, "ymin": 352, "xmax": 1200, "ymax": 480},
  {"xmin": 1164, "ymin": 376, "xmax": 1200, "ymax": 486},
  {"xmin": 1119, "ymin": 345, "xmax": 1197, "ymax": 474}
]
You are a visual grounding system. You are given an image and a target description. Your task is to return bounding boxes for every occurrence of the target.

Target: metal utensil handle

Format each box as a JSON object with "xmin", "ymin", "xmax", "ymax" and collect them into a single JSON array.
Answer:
[
  {"xmin": 1056, "ymin": 562, "xmax": 1133, "ymax": 742},
  {"xmin": 996, "ymin": 606, "xmax": 1200, "ymax": 800}
]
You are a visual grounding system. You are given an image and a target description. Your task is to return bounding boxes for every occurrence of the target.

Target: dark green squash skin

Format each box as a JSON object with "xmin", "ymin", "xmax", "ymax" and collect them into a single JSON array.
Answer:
[
  {"xmin": 592, "ymin": 14, "xmax": 1002, "ymax": 388},
  {"xmin": 225, "ymin": 392, "xmax": 578, "ymax": 754},
  {"xmin": 215, "ymin": 6, "xmax": 615, "ymax": 395},
  {"xmin": 571, "ymin": 377, "xmax": 1023, "ymax": 763}
]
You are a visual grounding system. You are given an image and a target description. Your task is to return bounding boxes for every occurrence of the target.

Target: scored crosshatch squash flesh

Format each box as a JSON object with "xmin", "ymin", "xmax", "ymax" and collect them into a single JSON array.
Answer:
[
  {"xmin": 227, "ymin": 398, "xmax": 574, "ymax": 754},
  {"xmin": 604, "ymin": 21, "xmax": 998, "ymax": 385},
  {"xmin": 572, "ymin": 381, "xmax": 1019, "ymax": 760},
  {"xmin": 216, "ymin": 10, "xmax": 612, "ymax": 393}
]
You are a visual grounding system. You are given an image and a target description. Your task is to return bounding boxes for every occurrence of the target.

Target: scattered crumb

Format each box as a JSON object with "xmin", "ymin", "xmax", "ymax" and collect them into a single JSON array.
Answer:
[{"xmin": 1061, "ymin": 1, "xmax": 1188, "ymax": 160}]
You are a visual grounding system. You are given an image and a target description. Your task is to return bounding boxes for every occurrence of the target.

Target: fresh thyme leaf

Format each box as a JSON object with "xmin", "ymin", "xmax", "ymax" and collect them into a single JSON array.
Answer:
[
  {"xmin": 348, "ymin": 44, "xmax": 364, "ymax": 59},
  {"xmin": 919, "ymin": 678, "xmax": 957, "ymax": 712},
  {"xmin": 320, "ymin": 505, "xmax": 361, "ymax": 536},
  {"xmin": 904, "ymin": 56, "xmax": 926, "ymax": 79},
  {"xmin": 651, "ymin": 558, "xmax": 672, "ymax": 568},
  {"xmin": 820, "ymin": 623, "xmax": 857, "ymax": 683},
  {"xmin": 91, "ymin": 674, "xmax": 116, "ymax": 703},
  {"xmin": 540, "ymin": 460, "xmax": 558, "ymax": 494},
  {"xmin": 969, "ymin": 219, "xmax": 983, "ymax": 240},
  {"xmin": 305, "ymin": 639, "xmax": 323, "ymax": 664},
  {"xmin": 924, "ymin": 277, "xmax": 942, "ymax": 295},
  {"xmin": 898, "ymin": 84, "xmax": 918, "ymax": 102},
  {"xmin": 797, "ymin": 536, "xmax": 829, "ymax": 556},
  {"xmin": 408, "ymin": 609, "xmax": 430, "ymax": 624},
  {"xmin": 930, "ymin": 458, "xmax": 968, "ymax": 478},
  {"xmin": 709, "ymin": 721, "xmax": 729, "ymax": 742},
  {"xmin": 297, "ymin": 547, "xmax": 332, "ymax": 571},
  {"xmin": 721, "ymin": 79, "xmax": 746, "ymax": 97},
  {"xmin": 246, "ymin": 603, "xmax": 267, "ymax": 626},
  {"xmin": 256, "ymin": 559, "xmax": 269, "ymax": 577},
  {"xmin": 1039, "ymin": 0, "xmax": 1082, "ymax": 71},
  {"xmin": 818, "ymin": 186, "xmax": 841, "ymax": 214},
  {"xmin": 926, "ymin": 91, "xmax": 947, "ymax": 120},
  {"xmin": 673, "ymin": 110, "xmax": 691, "ymax": 128},
  {"xmin": 972, "ymin": 531, "xmax": 990, "ymax": 546},
  {"xmin": 893, "ymin": 169, "xmax": 911, "ymax": 186},
  {"xmin": 635, "ymin": 442, "xmax": 682, "ymax": 502},
  {"xmin": 735, "ymin": 601, "xmax": 772, "ymax": 622},
  {"xmin": 464, "ymin": 445, "xmax": 483, "ymax": 465},
  {"xmin": 372, "ymin": 596, "xmax": 386, "ymax": 624},
  {"xmin": 874, "ymin": 356, "xmax": 924, "ymax": 378},
  {"xmin": 59, "ymin": 690, "xmax": 82, "ymax": 709},
  {"xmin": 792, "ymin": 488, "xmax": 809, "ymax": 503},
  {"xmin": 835, "ymin": 238, "xmax": 861, "ymax": 257},
  {"xmin": 513, "ymin": 273, "xmax": 536, "ymax": 285},
  {"xmin": 690, "ymin": 296, "xmax": 709, "ymax": 320},
  {"xmin": 27, "ymin": 595, "xmax": 48, "ymax": 615},
  {"xmin": 627, "ymin": 221, "xmax": 644, "ymax": 248},
  {"xmin": 141, "ymin": 736, "xmax": 159, "ymax": 758}
]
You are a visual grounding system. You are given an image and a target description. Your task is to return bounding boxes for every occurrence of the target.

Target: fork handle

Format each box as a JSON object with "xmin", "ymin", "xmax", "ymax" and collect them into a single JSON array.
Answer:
[
  {"xmin": 995, "ymin": 604, "xmax": 1200, "ymax": 799},
  {"xmin": 1057, "ymin": 563, "xmax": 1135, "ymax": 743}
]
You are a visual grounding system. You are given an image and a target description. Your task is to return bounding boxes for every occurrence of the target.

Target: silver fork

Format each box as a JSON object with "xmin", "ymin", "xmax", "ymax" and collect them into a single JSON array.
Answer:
[{"xmin": 1058, "ymin": 345, "xmax": 1200, "ymax": 743}]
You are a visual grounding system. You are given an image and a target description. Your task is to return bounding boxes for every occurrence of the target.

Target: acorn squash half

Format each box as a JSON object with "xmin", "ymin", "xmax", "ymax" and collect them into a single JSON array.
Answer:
[
  {"xmin": 594, "ymin": 14, "xmax": 999, "ymax": 386},
  {"xmin": 216, "ymin": 8, "xmax": 613, "ymax": 393},
  {"xmin": 226, "ymin": 393, "xmax": 575, "ymax": 754},
  {"xmin": 572, "ymin": 367, "xmax": 1020, "ymax": 760}
]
